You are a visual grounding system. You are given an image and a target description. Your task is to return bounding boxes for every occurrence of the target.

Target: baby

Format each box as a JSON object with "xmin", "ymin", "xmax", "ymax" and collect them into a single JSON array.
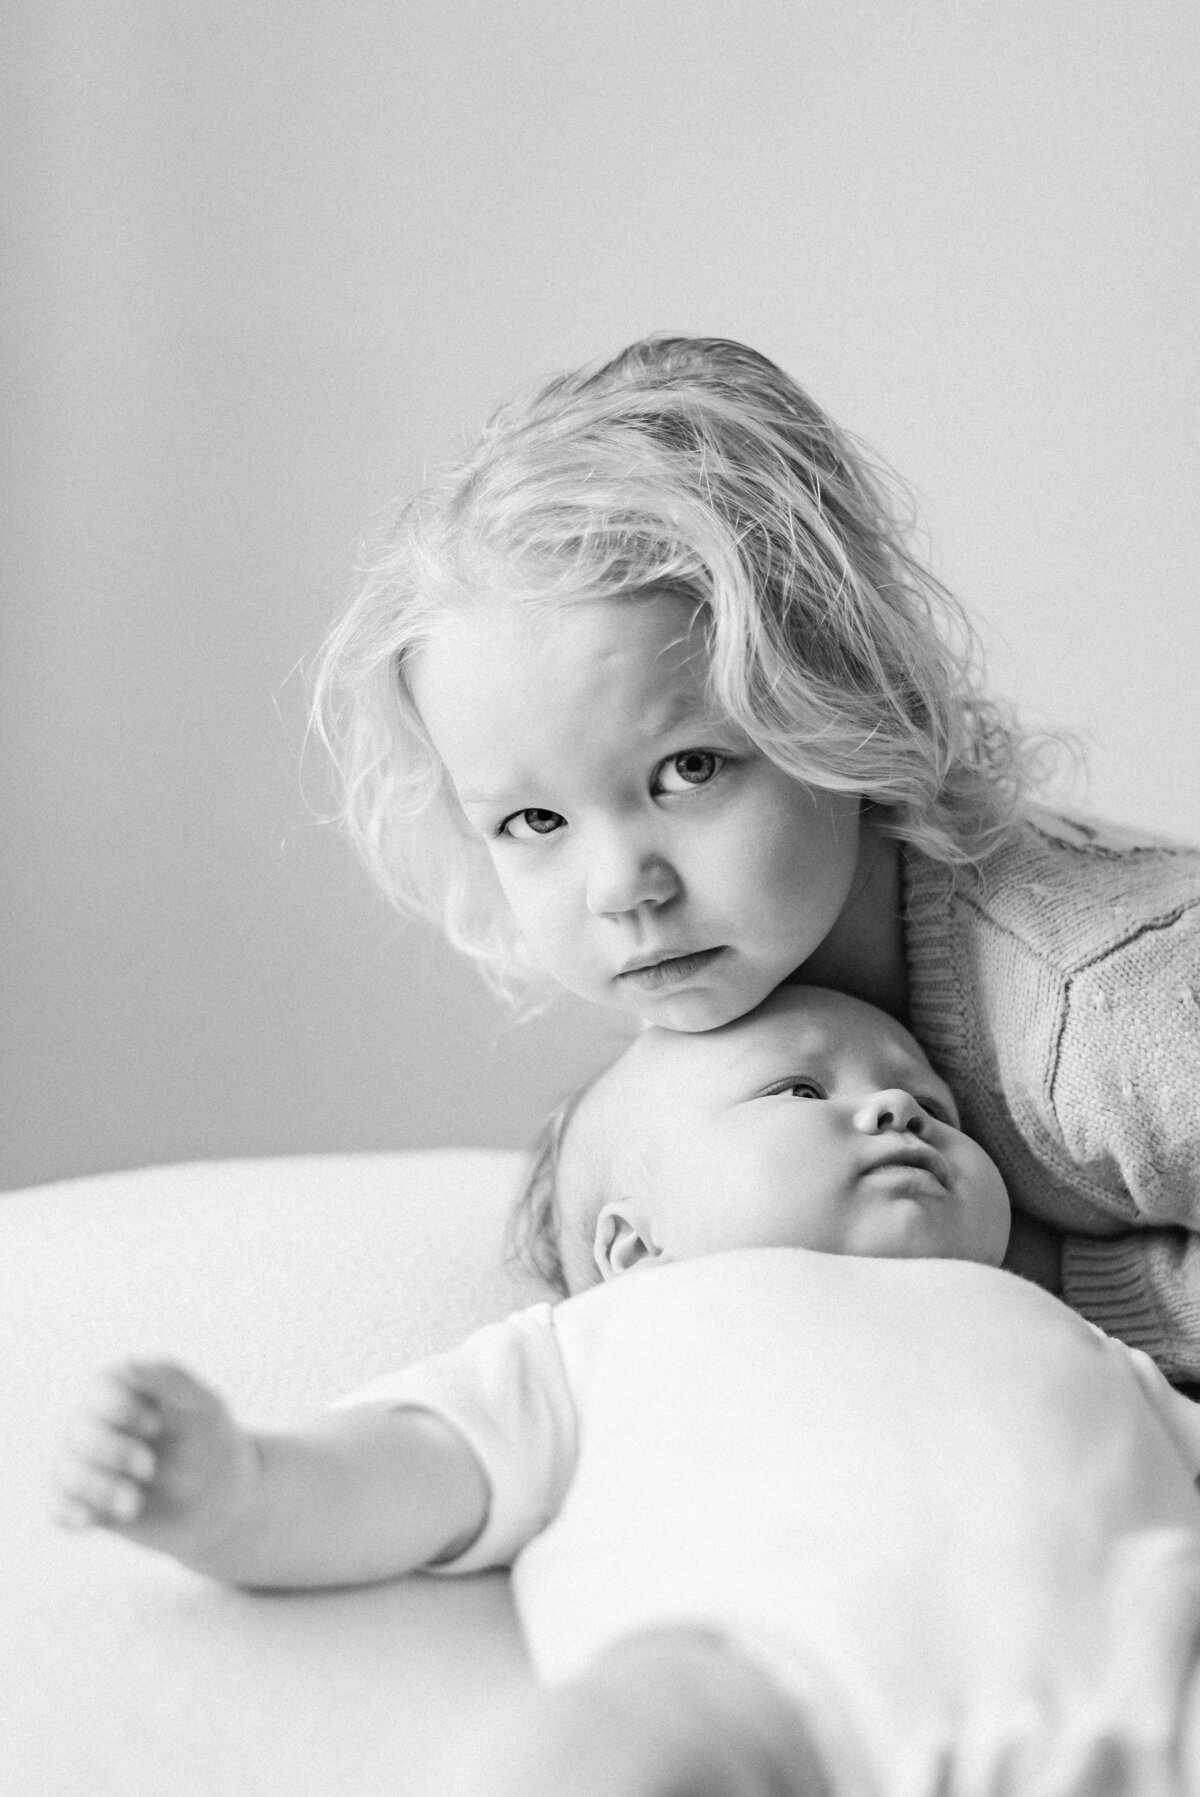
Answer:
[{"xmin": 57, "ymin": 987, "xmax": 1200, "ymax": 1797}]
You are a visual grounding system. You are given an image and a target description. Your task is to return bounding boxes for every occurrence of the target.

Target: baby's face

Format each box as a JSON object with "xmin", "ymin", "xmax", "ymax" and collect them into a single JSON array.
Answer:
[{"xmin": 589, "ymin": 985, "xmax": 1010, "ymax": 1277}]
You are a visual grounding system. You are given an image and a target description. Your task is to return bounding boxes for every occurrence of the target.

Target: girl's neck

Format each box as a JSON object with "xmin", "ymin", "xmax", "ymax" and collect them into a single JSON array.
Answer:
[{"xmin": 792, "ymin": 819, "xmax": 909, "ymax": 1021}]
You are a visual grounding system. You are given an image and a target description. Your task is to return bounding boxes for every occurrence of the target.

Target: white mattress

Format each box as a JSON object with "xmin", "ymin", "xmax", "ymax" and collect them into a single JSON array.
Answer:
[{"xmin": 0, "ymin": 1150, "xmax": 547, "ymax": 1795}]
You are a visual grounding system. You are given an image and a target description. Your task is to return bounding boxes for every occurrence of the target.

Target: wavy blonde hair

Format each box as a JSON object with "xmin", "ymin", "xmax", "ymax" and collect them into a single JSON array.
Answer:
[{"xmin": 311, "ymin": 336, "xmax": 1051, "ymax": 1005}]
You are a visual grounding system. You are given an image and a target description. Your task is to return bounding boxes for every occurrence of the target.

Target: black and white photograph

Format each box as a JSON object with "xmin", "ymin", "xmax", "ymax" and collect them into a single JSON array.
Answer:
[{"xmin": 5, "ymin": 4, "xmax": 1200, "ymax": 1792}]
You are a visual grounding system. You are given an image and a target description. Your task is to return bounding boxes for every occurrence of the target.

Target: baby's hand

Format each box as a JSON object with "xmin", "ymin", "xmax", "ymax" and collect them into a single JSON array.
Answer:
[{"xmin": 55, "ymin": 1360, "xmax": 261, "ymax": 1573}]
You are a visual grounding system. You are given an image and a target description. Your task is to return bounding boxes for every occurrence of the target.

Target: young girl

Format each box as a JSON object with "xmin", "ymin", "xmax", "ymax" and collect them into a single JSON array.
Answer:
[{"xmin": 312, "ymin": 335, "xmax": 1200, "ymax": 1379}]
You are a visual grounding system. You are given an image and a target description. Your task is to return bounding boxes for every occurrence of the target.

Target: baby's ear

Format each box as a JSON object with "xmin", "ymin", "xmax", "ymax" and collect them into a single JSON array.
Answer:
[{"xmin": 593, "ymin": 1203, "xmax": 663, "ymax": 1281}]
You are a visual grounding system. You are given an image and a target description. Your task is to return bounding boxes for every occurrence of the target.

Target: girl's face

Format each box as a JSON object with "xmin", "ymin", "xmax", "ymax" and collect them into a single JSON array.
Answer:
[{"xmin": 410, "ymin": 593, "xmax": 862, "ymax": 1030}]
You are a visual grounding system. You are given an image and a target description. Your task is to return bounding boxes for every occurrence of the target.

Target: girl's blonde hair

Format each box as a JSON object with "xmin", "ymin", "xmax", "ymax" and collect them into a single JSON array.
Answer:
[{"xmin": 312, "ymin": 336, "xmax": 1048, "ymax": 1005}]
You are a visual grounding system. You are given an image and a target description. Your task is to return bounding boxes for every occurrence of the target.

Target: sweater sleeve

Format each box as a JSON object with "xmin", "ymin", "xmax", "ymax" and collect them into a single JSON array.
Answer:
[
  {"xmin": 1091, "ymin": 1327, "xmax": 1200, "ymax": 1476},
  {"xmin": 1063, "ymin": 1233, "xmax": 1200, "ymax": 1384},
  {"xmin": 333, "ymin": 1302, "xmax": 578, "ymax": 1572},
  {"xmin": 1051, "ymin": 912, "xmax": 1200, "ymax": 1380}
]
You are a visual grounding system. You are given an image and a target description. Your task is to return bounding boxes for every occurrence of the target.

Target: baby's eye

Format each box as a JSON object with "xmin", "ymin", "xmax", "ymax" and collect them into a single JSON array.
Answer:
[
  {"xmin": 656, "ymin": 750, "xmax": 725, "ymax": 794},
  {"xmin": 499, "ymin": 808, "xmax": 565, "ymax": 841},
  {"xmin": 762, "ymin": 1078, "xmax": 826, "ymax": 1100},
  {"xmin": 917, "ymin": 1096, "xmax": 954, "ymax": 1125}
]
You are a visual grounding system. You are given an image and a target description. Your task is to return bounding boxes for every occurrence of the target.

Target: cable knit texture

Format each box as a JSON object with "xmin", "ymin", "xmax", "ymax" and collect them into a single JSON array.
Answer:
[{"xmin": 903, "ymin": 810, "xmax": 1200, "ymax": 1379}]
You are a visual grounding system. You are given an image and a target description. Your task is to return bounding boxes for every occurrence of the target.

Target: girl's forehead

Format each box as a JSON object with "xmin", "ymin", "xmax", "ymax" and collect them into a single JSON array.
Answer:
[
  {"xmin": 423, "ymin": 588, "xmax": 706, "ymax": 667},
  {"xmin": 411, "ymin": 594, "xmax": 725, "ymax": 776}
]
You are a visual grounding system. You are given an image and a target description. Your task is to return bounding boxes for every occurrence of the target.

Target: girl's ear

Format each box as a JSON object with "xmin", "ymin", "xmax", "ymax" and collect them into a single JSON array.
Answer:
[{"xmin": 593, "ymin": 1202, "xmax": 663, "ymax": 1282}]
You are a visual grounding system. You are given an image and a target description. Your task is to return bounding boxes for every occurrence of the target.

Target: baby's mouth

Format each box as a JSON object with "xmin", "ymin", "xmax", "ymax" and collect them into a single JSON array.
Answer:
[{"xmin": 862, "ymin": 1143, "xmax": 950, "ymax": 1190}]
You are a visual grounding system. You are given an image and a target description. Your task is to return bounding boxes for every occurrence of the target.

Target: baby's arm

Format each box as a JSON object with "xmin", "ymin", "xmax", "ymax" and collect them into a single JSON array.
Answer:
[{"xmin": 55, "ymin": 1359, "xmax": 489, "ymax": 1588}]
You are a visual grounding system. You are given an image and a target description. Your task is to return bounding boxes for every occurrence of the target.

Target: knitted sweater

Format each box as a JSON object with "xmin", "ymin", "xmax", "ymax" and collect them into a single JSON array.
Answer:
[{"xmin": 903, "ymin": 809, "xmax": 1200, "ymax": 1380}]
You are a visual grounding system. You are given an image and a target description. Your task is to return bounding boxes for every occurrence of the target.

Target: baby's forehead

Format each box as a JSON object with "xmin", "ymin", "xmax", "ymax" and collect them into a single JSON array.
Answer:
[{"xmin": 628, "ymin": 987, "xmax": 940, "ymax": 1094}]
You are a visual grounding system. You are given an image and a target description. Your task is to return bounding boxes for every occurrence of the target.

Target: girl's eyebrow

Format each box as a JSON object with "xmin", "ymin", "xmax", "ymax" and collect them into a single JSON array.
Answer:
[
  {"xmin": 456, "ymin": 786, "xmax": 512, "ymax": 808},
  {"xmin": 655, "ymin": 689, "xmax": 704, "ymax": 730},
  {"xmin": 455, "ymin": 699, "xmax": 731, "ymax": 810},
  {"xmin": 650, "ymin": 693, "xmax": 733, "ymax": 740}
]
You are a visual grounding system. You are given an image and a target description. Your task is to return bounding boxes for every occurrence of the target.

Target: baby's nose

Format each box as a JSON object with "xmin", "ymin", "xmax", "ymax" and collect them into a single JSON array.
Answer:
[{"xmin": 854, "ymin": 1090, "xmax": 927, "ymax": 1135}]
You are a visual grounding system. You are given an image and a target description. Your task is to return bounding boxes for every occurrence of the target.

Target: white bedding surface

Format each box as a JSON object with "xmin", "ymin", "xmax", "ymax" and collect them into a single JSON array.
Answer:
[{"xmin": 0, "ymin": 1151, "xmax": 547, "ymax": 1796}]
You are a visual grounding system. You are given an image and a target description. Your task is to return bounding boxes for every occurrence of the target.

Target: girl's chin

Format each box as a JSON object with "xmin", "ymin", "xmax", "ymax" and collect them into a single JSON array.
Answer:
[{"xmin": 629, "ymin": 985, "xmax": 767, "ymax": 1034}]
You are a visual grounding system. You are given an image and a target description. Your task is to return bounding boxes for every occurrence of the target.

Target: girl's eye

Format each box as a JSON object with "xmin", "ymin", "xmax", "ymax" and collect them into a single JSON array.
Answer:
[
  {"xmin": 918, "ymin": 1097, "xmax": 953, "ymax": 1125},
  {"xmin": 499, "ymin": 808, "xmax": 565, "ymax": 841},
  {"xmin": 656, "ymin": 750, "xmax": 724, "ymax": 793}
]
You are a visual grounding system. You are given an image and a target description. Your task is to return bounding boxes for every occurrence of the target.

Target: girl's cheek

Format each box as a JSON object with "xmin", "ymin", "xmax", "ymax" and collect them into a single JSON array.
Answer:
[
  {"xmin": 503, "ymin": 875, "xmax": 572, "ymax": 948},
  {"xmin": 490, "ymin": 850, "xmax": 536, "ymax": 902}
]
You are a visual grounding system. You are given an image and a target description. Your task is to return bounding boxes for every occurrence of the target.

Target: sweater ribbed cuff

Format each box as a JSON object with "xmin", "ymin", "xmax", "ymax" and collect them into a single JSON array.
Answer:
[{"xmin": 1061, "ymin": 1235, "xmax": 1198, "ymax": 1381}]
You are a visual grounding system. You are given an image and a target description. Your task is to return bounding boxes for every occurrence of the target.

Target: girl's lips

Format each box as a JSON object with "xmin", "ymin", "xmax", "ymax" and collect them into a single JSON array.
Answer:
[{"xmin": 616, "ymin": 947, "xmax": 726, "ymax": 991}]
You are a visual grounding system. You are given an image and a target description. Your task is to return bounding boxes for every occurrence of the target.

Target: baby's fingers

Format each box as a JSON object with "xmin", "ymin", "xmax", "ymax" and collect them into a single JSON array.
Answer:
[
  {"xmin": 65, "ymin": 1411, "xmax": 159, "ymax": 1482},
  {"xmin": 85, "ymin": 1365, "xmax": 167, "ymax": 1440},
  {"xmin": 56, "ymin": 1459, "xmax": 148, "ymax": 1530},
  {"xmin": 56, "ymin": 1368, "xmax": 165, "ymax": 1530}
]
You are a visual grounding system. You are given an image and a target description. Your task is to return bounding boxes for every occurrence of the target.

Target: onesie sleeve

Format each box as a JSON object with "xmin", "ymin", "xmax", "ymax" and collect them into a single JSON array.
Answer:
[
  {"xmin": 333, "ymin": 1303, "xmax": 578, "ymax": 1573},
  {"xmin": 1050, "ymin": 915, "xmax": 1200, "ymax": 1381}
]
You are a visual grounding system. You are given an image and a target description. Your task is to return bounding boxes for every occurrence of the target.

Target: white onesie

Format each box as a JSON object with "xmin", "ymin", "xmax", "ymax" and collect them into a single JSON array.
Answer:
[{"xmin": 341, "ymin": 1249, "xmax": 1200, "ymax": 1797}]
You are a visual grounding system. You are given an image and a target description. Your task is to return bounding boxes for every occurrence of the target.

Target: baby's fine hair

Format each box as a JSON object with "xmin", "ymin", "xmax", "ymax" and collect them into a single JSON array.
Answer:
[
  {"xmin": 312, "ymin": 335, "xmax": 1049, "ymax": 1005},
  {"xmin": 507, "ymin": 1080, "xmax": 604, "ymax": 1298}
]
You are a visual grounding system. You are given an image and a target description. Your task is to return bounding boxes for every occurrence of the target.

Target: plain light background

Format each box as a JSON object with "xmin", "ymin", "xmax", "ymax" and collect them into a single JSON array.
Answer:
[{"xmin": 4, "ymin": 1, "xmax": 1198, "ymax": 1192}]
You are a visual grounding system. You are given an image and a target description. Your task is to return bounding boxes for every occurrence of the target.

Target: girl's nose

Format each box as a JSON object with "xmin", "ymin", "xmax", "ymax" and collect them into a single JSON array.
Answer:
[
  {"xmin": 585, "ymin": 833, "xmax": 680, "ymax": 918},
  {"xmin": 853, "ymin": 1090, "xmax": 928, "ymax": 1136}
]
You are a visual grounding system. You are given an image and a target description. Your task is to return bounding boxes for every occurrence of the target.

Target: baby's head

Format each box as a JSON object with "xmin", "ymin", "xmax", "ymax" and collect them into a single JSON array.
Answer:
[
  {"xmin": 516, "ymin": 985, "xmax": 1010, "ymax": 1295},
  {"xmin": 313, "ymin": 336, "xmax": 1037, "ymax": 1016}
]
